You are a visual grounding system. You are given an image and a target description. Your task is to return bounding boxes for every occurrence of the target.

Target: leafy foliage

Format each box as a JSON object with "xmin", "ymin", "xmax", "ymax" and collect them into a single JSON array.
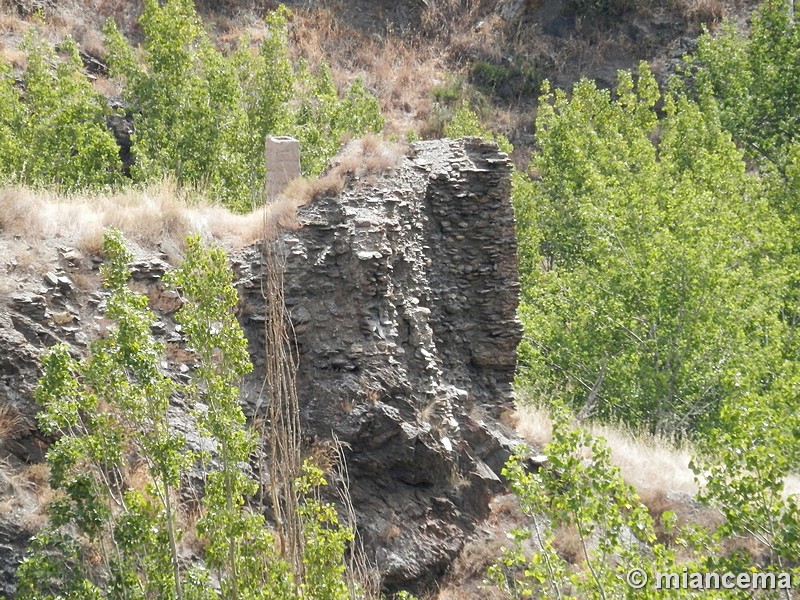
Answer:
[
  {"xmin": 0, "ymin": 31, "xmax": 122, "ymax": 189},
  {"xmin": 296, "ymin": 463, "xmax": 353, "ymax": 600},
  {"xmin": 469, "ymin": 59, "xmax": 541, "ymax": 103},
  {"xmin": 691, "ymin": 0, "xmax": 800, "ymax": 172},
  {"xmin": 288, "ymin": 64, "xmax": 384, "ymax": 176},
  {"xmin": 515, "ymin": 63, "xmax": 790, "ymax": 435},
  {"xmin": 18, "ymin": 229, "xmax": 188, "ymax": 598},
  {"xmin": 18, "ymin": 230, "xmax": 359, "ymax": 599},
  {"xmin": 506, "ymin": 20, "xmax": 800, "ymax": 596},
  {"xmin": 104, "ymin": 1, "xmax": 383, "ymax": 210},
  {"xmin": 104, "ymin": 0, "xmax": 254, "ymax": 210},
  {"xmin": 444, "ymin": 104, "xmax": 513, "ymax": 154},
  {"xmin": 689, "ymin": 0, "xmax": 800, "ymax": 364},
  {"xmin": 491, "ymin": 404, "xmax": 799, "ymax": 599},
  {"xmin": 691, "ymin": 376, "xmax": 800, "ymax": 579},
  {"xmin": 489, "ymin": 405, "xmax": 662, "ymax": 599},
  {"xmin": 0, "ymin": 60, "xmax": 25, "ymax": 180},
  {"xmin": 165, "ymin": 236, "xmax": 294, "ymax": 597}
]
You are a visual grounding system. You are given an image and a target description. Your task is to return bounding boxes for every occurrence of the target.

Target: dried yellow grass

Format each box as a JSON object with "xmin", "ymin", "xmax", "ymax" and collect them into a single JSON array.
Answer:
[
  {"xmin": 515, "ymin": 402, "xmax": 698, "ymax": 499},
  {"xmin": 328, "ymin": 134, "xmax": 406, "ymax": 179},
  {"xmin": 588, "ymin": 421, "xmax": 698, "ymax": 498},
  {"xmin": 0, "ymin": 135, "xmax": 404, "ymax": 256},
  {"xmin": 289, "ymin": 7, "xmax": 444, "ymax": 138},
  {"xmin": 279, "ymin": 173, "xmax": 345, "ymax": 214},
  {"xmin": 0, "ymin": 11, "xmax": 27, "ymax": 35},
  {"xmin": 0, "ymin": 180, "xmax": 278, "ymax": 256},
  {"xmin": 0, "ymin": 404, "xmax": 25, "ymax": 446},
  {"xmin": 0, "ymin": 459, "xmax": 51, "ymax": 533},
  {"xmin": 516, "ymin": 400, "xmax": 800, "ymax": 507},
  {"xmin": 672, "ymin": 0, "xmax": 726, "ymax": 24},
  {"xmin": 276, "ymin": 134, "xmax": 405, "ymax": 216}
]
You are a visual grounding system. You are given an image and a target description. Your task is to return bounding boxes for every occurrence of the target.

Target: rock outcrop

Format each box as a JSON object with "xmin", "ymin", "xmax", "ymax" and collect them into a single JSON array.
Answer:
[
  {"xmin": 0, "ymin": 137, "xmax": 522, "ymax": 597},
  {"xmin": 237, "ymin": 138, "xmax": 522, "ymax": 592}
]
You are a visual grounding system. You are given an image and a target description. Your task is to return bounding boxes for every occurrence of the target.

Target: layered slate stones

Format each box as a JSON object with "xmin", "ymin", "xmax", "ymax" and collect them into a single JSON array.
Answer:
[{"xmin": 237, "ymin": 137, "xmax": 522, "ymax": 594}]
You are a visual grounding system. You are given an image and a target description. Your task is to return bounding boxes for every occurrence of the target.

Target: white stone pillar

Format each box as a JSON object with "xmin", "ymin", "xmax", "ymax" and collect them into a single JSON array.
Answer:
[{"xmin": 265, "ymin": 135, "xmax": 301, "ymax": 199}]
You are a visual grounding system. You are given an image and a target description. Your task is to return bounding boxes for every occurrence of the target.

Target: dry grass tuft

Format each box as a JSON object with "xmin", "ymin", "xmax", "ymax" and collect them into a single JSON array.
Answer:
[
  {"xmin": 447, "ymin": 530, "xmax": 508, "ymax": 582},
  {"xmin": 0, "ymin": 188, "xmax": 40, "ymax": 236},
  {"xmin": 378, "ymin": 522, "xmax": 401, "ymax": 544},
  {"xmin": 327, "ymin": 135, "xmax": 406, "ymax": 180},
  {"xmin": 588, "ymin": 421, "xmax": 698, "ymax": 499},
  {"xmin": 514, "ymin": 403, "xmax": 699, "ymax": 505},
  {"xmin": 0, "ymin": 45, "xmax": 26, "ymax": 69},
  {"xmin": 178, "ymin": 501, "xmax": 207, "ymax": 556},
  {"xmin": 92, "ymin": 75, "xmax": 123, "ymax": 97},
  {"xmin": 419, "ymin": 0, "xmax": 493, "ymax": 47},
  {"xmin": 289, "ymin": 7, "xmax": 445, "ymax": 138},
  {"xmin": 0, "ymin": 404, "xmax": 25, "ymax": 446},
  {"xmin": 552, "ymin": 523, "xmax": 584, "ymax": 564},
  {"xmin": 0, "ymin": 136, "xmax": 405, "ymax": 261},
  {"xmin": 263, "ymin": 187, "xmax": 323, "ymax": 231},
  {"xmin": 434, "ymin": 494, "xmax": 524, "ymax": 599},
  {"xmin": 69, "ymin": 270, "xmax": 100, "ymax": 291},
  {"xmin": 304, "ymin": 438, "xmax": 339, "ymax": 476},
  {"xmin": 672, "ymin": 0, "xmax": 726, "ymax": 24},
  {"xmin": 513, "ymin": 402, "xmax": 553, "ymax": 448},
  {"xmin": 271, "ymin": 176, "xmax": 329, "ymax": 220},
  {"xmin": 0, "ymin": 180, "xmax": 272, "ymax": 255},
  {"xmin": 0, "ymin": 459, "xmax": 52, "ymax": 533},
  {"xmin": 22, "ymin": 462, "xmax": 49, "ymax": 490},
  {"xmin": 72, "ymin": 21, "xmax": 105, "ymax": 57},
  {"xmin": 51, "ymin": 310, "xmax": 75, "ymax": 326},
  {"xmin": 0, "ymin": 11, "xmax": 27, "ymax": 42},
  {"xmin": 78, "ymin": 227, "xmax": 106, "ymax": 257},
  {"xmin": 124, "ymin": 458, "xmax": 153, "ymax": 493}
]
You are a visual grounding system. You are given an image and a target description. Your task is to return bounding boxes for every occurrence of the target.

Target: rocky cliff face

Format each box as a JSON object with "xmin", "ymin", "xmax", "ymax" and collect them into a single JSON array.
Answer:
[
  {"xmin": 0, "ymin": 137, "xmax": 522, "ymax": 596},
  {"xmin": 238, "ymin": 138, "xmax": 522, "ymax": 591}
]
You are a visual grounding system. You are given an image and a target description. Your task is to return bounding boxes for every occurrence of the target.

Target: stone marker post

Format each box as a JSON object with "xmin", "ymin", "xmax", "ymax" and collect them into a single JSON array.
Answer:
[{"xmin": 266, "ymin": 135, "xmax": 301, "ymax": 199}]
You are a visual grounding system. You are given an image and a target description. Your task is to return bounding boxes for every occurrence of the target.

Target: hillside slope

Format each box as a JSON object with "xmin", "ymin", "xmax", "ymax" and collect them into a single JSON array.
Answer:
[{"xmin": 0, "ymin": 0, "xmax": 759, "ymax": 157}]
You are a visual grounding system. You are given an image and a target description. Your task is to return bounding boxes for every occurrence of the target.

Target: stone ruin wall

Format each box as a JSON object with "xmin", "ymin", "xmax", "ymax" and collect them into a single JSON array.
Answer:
[{"xmin": 236, "ymin": 137, "xmax": 522, "ymax": 592}]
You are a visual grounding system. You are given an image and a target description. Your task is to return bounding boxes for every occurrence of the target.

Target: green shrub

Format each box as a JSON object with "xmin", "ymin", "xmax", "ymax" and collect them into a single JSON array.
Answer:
[
  {"xmin": 444, "ymin": 104, "xmax": 513, "ymax": 154},
  {"xmin": 692, "ymin": 380, "xmax": 800, "ymax": 576},
  {"xmin": 104, "ymin": 0, "xmax": 253, "ymax": 210},
  {"xmin": 492, "ymin": 402, "xmax": 800, "ymax": 598},
  {"xmin": 690, "ymin": 0, "xmax": 800, "ymax": 172},
  {"xmin": 104, "ymin": 1, "xmax": 384, "ymax": 210},
  {"xmin": 431, "ymin": 75, "xmax": 465, "ymax": 105},
  {"xmin": 0, "ymin": 31, "xmax": 123, "ymax": 190},
  {"xmin": 469, "ymin": 59, "xmax": 540, "ymax": 102},
  {"xmin": 515, "ymin": 64, "xmax": 790, "ymax": 435},
  {"xmin": 489, "ymin": 405, "xmax": 678, "ymax": 599},
  {"xmin": 18, "ymin": 229, "xmax": 192, "ymax": 598},
  {"xmin": 17, "ymin": 230, "xmax": 359, "ymax": 599},
  {"xmin": 234, "ymin": 5, "xmax": 296, "ymax": 199},
  {"xmin": 290, "ymin": 63, "xmax": 384, "ymax": 176},
  {"xmin": 0, "ymin": 59, "xmax": 24, "ymax": 181}
]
